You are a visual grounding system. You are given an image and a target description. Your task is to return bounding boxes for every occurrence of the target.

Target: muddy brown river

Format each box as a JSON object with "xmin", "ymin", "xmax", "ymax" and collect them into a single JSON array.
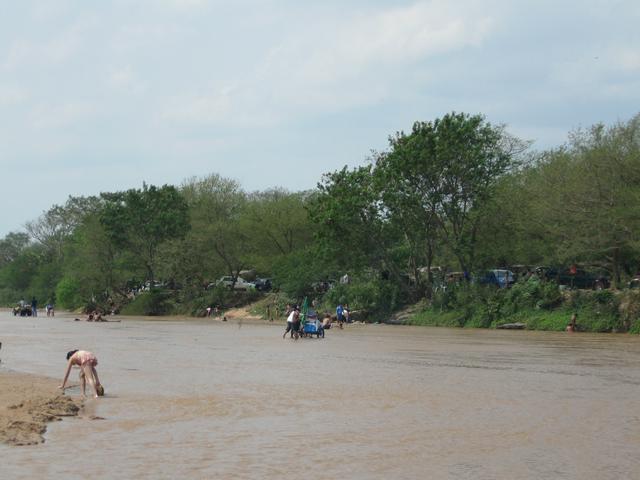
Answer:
[{"xmin": 1, "ymin": 311, "xmax": 639, "ymax": 479}]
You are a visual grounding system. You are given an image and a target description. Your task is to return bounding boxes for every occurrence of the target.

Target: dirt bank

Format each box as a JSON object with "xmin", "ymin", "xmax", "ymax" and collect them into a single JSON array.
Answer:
[{"xmin": 0, "ymin": 370, "xmax": 81, "ymax": 446}]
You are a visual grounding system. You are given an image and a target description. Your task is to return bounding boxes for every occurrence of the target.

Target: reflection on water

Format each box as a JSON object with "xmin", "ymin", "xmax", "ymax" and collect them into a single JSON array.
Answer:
[{"xmin": 1, "ymin": 312, "xmax": 639, "ymax": 479}]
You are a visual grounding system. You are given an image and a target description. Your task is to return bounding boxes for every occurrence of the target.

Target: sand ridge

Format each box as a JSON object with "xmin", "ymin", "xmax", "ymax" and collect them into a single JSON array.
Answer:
[{"xmin": 0, "ymin": 370, "xmax": 81, "ymax": 446}]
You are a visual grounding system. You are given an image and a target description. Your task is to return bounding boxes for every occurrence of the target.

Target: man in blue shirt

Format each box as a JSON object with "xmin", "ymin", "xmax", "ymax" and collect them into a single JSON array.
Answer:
[{"xmin": 336, "ymin": 304, "xmax": 344, "ymax": 328}]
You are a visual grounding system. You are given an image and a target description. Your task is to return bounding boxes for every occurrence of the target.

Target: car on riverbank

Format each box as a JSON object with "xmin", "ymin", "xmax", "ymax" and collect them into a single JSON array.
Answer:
[
  {"xmin": 476, "ymin": 269, "xmax": 516, "ymax": 288},
  {"xmin": 538, "ymin": 266, "xmax": 609, "ymax": 290},
  {"xmin": 253, "ymin": 278, "xmax": 272, "ymax": 291},
  {"xmin": 216, "ymin": 276, "xmax": 256, "ymax": 291}
]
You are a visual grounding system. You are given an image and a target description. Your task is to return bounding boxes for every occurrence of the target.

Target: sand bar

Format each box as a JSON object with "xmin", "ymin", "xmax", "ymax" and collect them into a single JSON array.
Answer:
[{"xmin": 0, "ymin": 370, "xmax": 81, "ymax": 446}]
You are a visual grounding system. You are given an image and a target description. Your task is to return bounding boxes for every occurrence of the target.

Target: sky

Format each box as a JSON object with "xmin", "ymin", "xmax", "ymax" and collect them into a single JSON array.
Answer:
[{"xmin": 1, "ymin": 0, "xmax": 639, "ymax": 237}]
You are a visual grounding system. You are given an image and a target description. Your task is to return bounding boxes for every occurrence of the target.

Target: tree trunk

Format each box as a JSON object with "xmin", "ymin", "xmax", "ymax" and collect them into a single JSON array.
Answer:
[
  {"xmin": 425, "ymin": 241, "xmax": 434, "ymax": 300},
  {"xmin": 612, "ymin": 247, "xmax": 621, "ymax": 289}
]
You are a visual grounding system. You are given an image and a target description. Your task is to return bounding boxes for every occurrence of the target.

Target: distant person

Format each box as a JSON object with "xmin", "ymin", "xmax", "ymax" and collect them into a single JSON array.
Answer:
[
  {"xmin": 344, "ymin": 304, "xmax": 351, "ymax": 323},
  {"xmin": 322, "ymin": 313, "xmax": 333, "ymax": 330},
  {"xmin": 336, "ymin": 303, "xmax": 345, "ymax": 328},
  {"xmin": 31, "ymin": 297, "xmax": 38, "ymax": 317},
  {"xmin": 206, "ymin": 306, "xmax": 212, "ymax": 317},
  {"xmin": 46, "ymin": 303, "xmax": 55, "ymax": 317},
  {"xmin": 59, "ymin": 350, "xmax": 104, "ymax": 398},
  {"xmin": 291, "ymin": 306, "xmax": 301, "ymax": 339},
  {"xmin": 566, "ymin": 313, "xmax": 578, "ymax": 332},
  {"xmin": 283, "ymin": 305, "xmax": 300, "ymax": 339}
]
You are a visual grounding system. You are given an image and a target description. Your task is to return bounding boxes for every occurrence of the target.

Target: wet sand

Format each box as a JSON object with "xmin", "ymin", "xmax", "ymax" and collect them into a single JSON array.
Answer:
[
  {"xmin": 2, "ymin": 310, "xmax": 640, "ymax": 479},
  {"xmin": 0, "ymin": 370, "xmax": 80, "ymax": 445}
]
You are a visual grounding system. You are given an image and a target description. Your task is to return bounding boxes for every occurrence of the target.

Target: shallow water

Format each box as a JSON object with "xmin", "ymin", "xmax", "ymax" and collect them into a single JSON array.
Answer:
[{"xmin": 1, "ymin": 311, "xmax": 639, "ymax": 479}]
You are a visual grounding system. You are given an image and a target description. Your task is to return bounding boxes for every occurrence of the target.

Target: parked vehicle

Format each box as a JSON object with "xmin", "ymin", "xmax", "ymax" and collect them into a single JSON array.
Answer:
[
  {"xmin": 13, "ymin": 304, "xmax": 33, "ymax": 316},
  {"xmin": 445, "ymin": 271, "xmax": 466, "ymax": 284},
  {"xmin": 476, "ymin": 269, "xmax": 516, "ymax": 288},
  {"xmin": 253, "ymin": 278, "xmax": 272, "ymax": 291},
  {"xmin": 540, "ymin": 266, "xmax": 609, "ymax": 290},
  {"xmin": 144, "ymin": 280, "xmax": 165, "ymax": 290},
  {"xmin": 216, "ymin": 276, "xmax": 256, "ymax": 291}
]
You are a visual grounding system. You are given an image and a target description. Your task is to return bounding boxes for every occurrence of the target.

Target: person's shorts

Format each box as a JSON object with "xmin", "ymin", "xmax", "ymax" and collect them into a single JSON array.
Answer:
[
  {"xmin": 292, "ymin": 321, "xmax": 300, "ymax": 332},
  {"xmin": 284, "ymin": 322, "xmax": 292, "ymax": 332}
]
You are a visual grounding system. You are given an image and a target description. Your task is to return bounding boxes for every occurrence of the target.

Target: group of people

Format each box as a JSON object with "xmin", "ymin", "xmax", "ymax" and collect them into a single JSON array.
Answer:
[
  {"xmin": 14, "ymin": 297, "xmax": 54, "ymax": 317},
  {"xmin": 74, "ymin": 310, "xmax": 120, "ymax": 322},
  {"xmin": 75, "ymin": 311, "xmax": 106, "ymax": 322},
  {"xmin": 282, "ymin": 303, "xmax": 344, "ymax": 339}
]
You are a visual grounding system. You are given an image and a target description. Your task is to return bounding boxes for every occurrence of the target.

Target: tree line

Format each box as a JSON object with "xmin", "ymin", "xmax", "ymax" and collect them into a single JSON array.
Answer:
[{"xmin": 1, "ymin": 111, "xmax": 638, "ymax": 317}]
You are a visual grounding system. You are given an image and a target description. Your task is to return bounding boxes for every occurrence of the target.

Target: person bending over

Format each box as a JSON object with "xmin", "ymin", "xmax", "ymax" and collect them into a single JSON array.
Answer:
[{"xmin": 59, "ymin": 350, "xmax": 104, "ymax": 398}]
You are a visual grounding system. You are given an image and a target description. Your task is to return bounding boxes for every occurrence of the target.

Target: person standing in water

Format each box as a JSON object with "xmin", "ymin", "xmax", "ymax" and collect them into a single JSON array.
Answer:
[
  {"xmin": 282, "ymin": 305, "xmax": 300, "ymax": 339},
  {"xmin": 59, "ymin": 350, "xmax": 104, "ymax": 398},
  {"xmin": 336, "ymin": 303, "xmax": 345, "ymax": 329}
]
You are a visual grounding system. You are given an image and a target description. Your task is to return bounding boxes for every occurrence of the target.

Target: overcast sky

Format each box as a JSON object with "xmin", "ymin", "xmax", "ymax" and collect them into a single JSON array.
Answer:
[{"xmin": 1, "ymin": 0, "xmax": 639, "ymax": 237}]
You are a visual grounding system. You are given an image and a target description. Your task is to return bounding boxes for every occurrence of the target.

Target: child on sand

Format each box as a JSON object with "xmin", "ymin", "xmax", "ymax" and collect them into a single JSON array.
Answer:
[{"xmin": 59, "ymin": 350, "xmax": 104, "ymax": 398}]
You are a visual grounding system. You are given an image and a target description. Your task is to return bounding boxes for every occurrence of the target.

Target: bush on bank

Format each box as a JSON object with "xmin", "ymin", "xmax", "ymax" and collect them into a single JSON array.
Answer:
[
  {"xmin": 119, "ymin": 285, "xmax": 263, "ymax": 317},
  {"xmin": 409, "ymin": 280, "xmax": 640, "ymax": 333}
]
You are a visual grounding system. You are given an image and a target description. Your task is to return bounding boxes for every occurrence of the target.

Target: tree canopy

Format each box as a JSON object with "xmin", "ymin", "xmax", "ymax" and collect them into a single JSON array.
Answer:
[{"xmin": 1, "ymin": 112, "xmax": 639, "ymax": 318}]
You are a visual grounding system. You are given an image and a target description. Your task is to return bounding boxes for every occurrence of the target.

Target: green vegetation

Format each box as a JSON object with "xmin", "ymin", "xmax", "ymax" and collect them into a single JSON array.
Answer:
[
  {"xmin": 1, "ymin": 111, "xmax": 639, "ymax": 332},
  {"xmin": 409, "ymin": 280, "xmax": 637, "ymax": 333}
]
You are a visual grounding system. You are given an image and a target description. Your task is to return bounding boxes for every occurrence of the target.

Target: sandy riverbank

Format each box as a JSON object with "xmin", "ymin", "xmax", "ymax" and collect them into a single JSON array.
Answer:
[{"xmin": 0, "ymin": 370, "xmax": 81, "ymax": 446}]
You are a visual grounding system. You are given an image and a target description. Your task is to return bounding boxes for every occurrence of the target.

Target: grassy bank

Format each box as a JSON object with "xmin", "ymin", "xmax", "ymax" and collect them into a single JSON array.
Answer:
[
  {"xmin": 409, "ymin": 306, "xmax": 625, "ymax": 332},
  {"xmin": 120, "ymin": 286, "xmax": 262, "ymax": 317},
  {"xmin": 407, "ymin": 282, "xmax": 640, "ymax": 333}
]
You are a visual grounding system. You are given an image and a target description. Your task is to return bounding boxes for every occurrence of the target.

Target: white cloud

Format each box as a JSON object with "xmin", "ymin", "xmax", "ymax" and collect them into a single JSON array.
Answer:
[
  {"xmin": 616, "ymin": 49, "xmax": 640, "ymax": 71},
  {"xmin": 0, "ymin": 84, "xmax": 28, "ymax": 106},
  {"xmin": 106, "ymin": 66, "xmax": 147, "ymax": 94},
  {"xmin": 30, "ymin": 101, "xmax": 97, "ymax": 129},
  {"xmin": 2, "ymin": 15, "xmax": 98, "ymax": 71},
  {"xmin": 158, "ymin": 1, "xmax": 497, "ymax": 128},
  {"xmin": 160, "ymin": 0, "xmax": 209, "ymax": 10},
  {"xmin": 1, "ymin": 0, "xmax": 639, "ymax": 237},
  {"xmin": 160, "ymin": 90, "xmax": 234, "ymax": 124}
]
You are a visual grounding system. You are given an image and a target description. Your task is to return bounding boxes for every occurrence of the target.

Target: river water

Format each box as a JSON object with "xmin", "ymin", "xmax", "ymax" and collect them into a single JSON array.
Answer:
[{"xmin": 1, "ymin": 311, "xmax": 639, "ymax": 479}]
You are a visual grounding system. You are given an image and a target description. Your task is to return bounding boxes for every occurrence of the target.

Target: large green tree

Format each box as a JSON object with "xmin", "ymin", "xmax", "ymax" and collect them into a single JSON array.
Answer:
[
  {"xmin": 100, "ymin": 184, "xmax": 190, "ymax": 282},
  {"xmin": 373, "ymin": 112, "xmax": 527, "ymax": 296},
  {"xmin": 0, "ymin": 232, "xmax": 30, "ymax": 268},
  {"xmin": 309, "ymin": 165, "xmax": 404, "ymax": 284},
  {"xmin": 243, "ymin": 188, "xmax": 314, "ymax": 272},
  {"xmin": 512, "ymin": 115, "xmax": 640, "ymax": 285},
  {"xmin": 179, "ymin": 174, "xmax": 251, "ymax": 286}
]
